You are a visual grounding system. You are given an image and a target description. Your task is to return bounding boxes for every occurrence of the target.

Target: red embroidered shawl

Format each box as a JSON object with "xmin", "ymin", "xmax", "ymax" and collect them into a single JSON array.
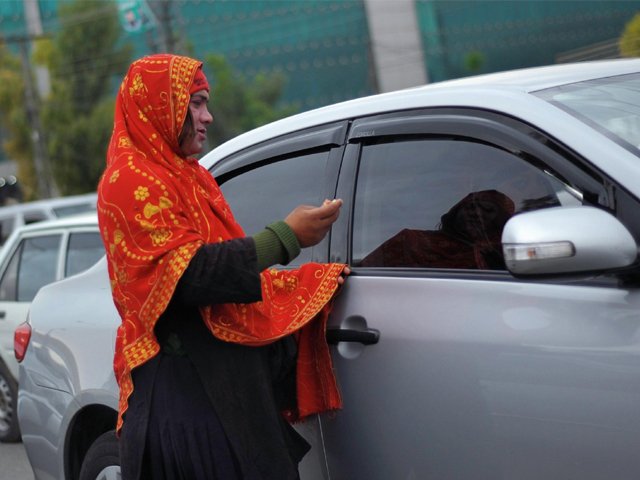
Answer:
[{"xmin": 97, "ymin": 54, "xmax": 344, "ymax": 432}]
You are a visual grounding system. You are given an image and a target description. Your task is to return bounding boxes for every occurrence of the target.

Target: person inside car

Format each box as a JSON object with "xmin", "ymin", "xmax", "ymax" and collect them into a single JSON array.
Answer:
[
  {"xmin": 360, "ymin": 189, "xmax": 515, "ymax": 269},
  {"xmin": 97, "ymin": 54, "xmax": 349, "ymax": 480}
]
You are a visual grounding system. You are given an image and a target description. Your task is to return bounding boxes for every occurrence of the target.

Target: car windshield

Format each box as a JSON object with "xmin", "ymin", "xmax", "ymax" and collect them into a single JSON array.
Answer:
[{"xmin": 535, "ymin": 72, "xmax": 640, "ymax": 156}]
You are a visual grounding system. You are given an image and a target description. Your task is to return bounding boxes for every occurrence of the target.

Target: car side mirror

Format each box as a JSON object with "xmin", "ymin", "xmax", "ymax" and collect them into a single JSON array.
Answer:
[{"xmin": 502, "ymin": 206, "xmax": 638, "ymax": 277}]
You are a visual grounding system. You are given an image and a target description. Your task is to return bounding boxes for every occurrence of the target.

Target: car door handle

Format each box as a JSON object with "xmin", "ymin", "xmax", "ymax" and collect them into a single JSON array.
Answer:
[
  {"xmin": 0, "ymin": 311, "xmax": 5, "ymax": 320},
  {"xmin": 326, "ymin": 327, "xmax": 380, "ymax": 345}
]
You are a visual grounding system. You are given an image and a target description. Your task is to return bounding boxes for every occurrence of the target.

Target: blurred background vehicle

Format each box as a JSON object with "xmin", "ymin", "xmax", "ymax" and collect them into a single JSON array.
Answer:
[
  {"xmin": 0, "ymin": 212, "xmax": 102, "ymax": 443},
  {"xmin": 17, "ymin": 59, "xmax": 640, "ymax": 479},
  {"xmin": 0, "ymin": 193, "xmax": 97, "ymax": 246}
]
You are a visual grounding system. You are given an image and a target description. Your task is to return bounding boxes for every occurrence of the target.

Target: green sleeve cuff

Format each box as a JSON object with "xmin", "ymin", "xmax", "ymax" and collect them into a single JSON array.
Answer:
[
  {"xmin": 266, "ymin": 220, "xmax": 301, "ymax": 263},
  {"xmin": 253, "ymin": 221, "xmax": 301, "ymax": 271}
]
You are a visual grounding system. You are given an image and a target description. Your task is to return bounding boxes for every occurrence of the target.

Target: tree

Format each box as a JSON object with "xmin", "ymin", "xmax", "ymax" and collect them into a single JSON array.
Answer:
[
  {"xmin": 0, "ymin": 1, "xmax": 131, "ymax": 199},
  {"xmin": 620, "ymin": 13, "xmax": 640, "ymax": 57},
  {"xmin": 39, "ymin": 0, "xmax": 132, "ymax": 195},
  {"xmin": 204, "ymin": 54, "xmax": 298, "ymax": 149},
  {"xmin": 0, "ymin": 44, "xmax": 35, "ymax": 199},
  {"xmin": 464, "ymin": 50, "xmax": 485, "ymax": 73}
]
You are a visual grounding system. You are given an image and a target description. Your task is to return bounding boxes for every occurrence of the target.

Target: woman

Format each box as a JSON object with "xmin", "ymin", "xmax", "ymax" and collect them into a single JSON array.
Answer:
[{"xmin": 97, "ymin": 54, "xmax": 348, "ymax": 479}]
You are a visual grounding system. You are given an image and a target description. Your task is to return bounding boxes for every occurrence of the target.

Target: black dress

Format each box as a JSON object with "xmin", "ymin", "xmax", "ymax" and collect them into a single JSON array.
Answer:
[{"xmin": 119, "ymin": 238, "xmax": 310, "ymax": 480}]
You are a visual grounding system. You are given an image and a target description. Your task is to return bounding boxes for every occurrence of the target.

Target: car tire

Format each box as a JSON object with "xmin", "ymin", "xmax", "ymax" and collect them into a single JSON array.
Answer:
[
  {"xmin": 79, "ymin": 430, "xmax": 121, "ymax": 480},
  {"xmin": 0, "ymin": 360, "xmax": 20, "ymax": 443}
]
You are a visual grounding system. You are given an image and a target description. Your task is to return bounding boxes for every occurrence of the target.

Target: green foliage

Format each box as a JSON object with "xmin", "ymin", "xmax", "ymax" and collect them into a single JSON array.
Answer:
[
  {"xmin": 40, "ymin": 0, "xmax": 133, "ymax": 195},
  {"xmin": 1, "ymin": 3, "xmax": 292, "ymax": 197},
  {"xmin": 0, "ymin": 45, "xmax": 35, "ymax": 197},
  {"xmin": 0, "ymin": 0, "xmax": 132, "ymax": 198},
  {"xmin": 620, "ymin": 13, "xmax": 640, "ymax": 58},
  {"xmin": 54, "ymin": 0, "xmax": 132, "ymax": 115},
  {"xmin": 464, "ymin": 50, "xmax": 485, "ymax": 73},
  {"xmin": 204, "ymin": 54, "xmax": 298, "ymax": 148},
  {"xmin": 31, "ymin": 38, "xmax": 58, "ymax": 70},
  {"xmin": 44, "ymin": 97, "xmax": 114, "ymax": 195}
]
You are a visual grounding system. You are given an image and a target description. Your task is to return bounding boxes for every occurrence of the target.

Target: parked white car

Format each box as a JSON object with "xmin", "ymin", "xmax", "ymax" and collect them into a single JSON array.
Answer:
[
  {"xmin": 0, "ymin": 213, "xmax": 103, "ymax": 442},
  {"xmin": 17, "ymin": 59, "xmax": 640, "ymax": 480},
  {"xmin": 0, "ymin": 192, "xmax": 97, "ymax": 246}
]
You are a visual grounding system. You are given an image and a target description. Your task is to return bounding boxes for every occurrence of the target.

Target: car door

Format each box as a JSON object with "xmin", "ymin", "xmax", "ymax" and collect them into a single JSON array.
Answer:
[
  {"xmin": 64, "ymin": 230, "xmax": 106, "ymax": 277},
  {"xmin": 323, "ymin": 109, "xmax": 640, "ymax": 480},
  {"xmin": 212, "ymin": 121, "xmax": 347, "ymax": 479},
  {"xmin": 0, "ymin": 226, "xmax": 103, "ymax": 381},
  {"xmin": 0, "ymin": 233, "xmax": 62, "ymax": 381}
]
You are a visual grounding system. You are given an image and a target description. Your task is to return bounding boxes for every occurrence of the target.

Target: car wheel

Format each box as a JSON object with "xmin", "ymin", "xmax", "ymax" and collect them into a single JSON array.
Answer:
[
  {"xmin": 79, "ymin": 430, "xmax": 121, "ymax": 480},
  {"xmin": 0, "ymin": 360, "xmax": 20, "ymax": 443}
]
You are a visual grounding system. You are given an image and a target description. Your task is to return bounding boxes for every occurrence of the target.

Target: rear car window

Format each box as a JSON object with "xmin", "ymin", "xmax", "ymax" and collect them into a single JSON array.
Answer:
[
  {"xmin": 53, "ymin": 203, "xmax": 96, "ymax": 217},
  {"xmin": 65, "ymin": 232, "xmax": 105, "ymax": 276}
]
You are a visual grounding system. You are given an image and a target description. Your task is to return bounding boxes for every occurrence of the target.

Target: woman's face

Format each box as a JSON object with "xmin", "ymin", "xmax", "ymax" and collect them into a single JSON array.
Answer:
[
  {"xmin": 454, "ymin": 199, "xmax": 500, "ymax": 238},
  {"xmin": 180, "ymin": 89, "xmax": 213, "ymax": 157}
]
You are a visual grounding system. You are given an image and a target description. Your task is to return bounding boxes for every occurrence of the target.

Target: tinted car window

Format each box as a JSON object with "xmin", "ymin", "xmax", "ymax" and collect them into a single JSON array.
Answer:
[
  {"xmin": 23, "ymin": 211, "xmax": 49, "ymax": 225},
  {"xmin": 0, "ymin": 217, "xmax": 14, "ymax": 245},
  {"xmin": 219, "ymin": 151, "xmax": 329, "ymax": 266},
  {"xmin": 65, "ymin": 232, "xmax": 104, "ymax": 277},
  {"xmin": 353, "ymin": 138, "xmax": 580, "ymax": 269},
  {"xmin": 17, "ymin": 235, "xmax": 61, "ymax": 302},
  {"xmin": 53, "ymin": 203, "xmax": 95, "ymax": 217},
  {"xmin": 0, "ymin": 243, "xmax": 21, "ymax": 301}
]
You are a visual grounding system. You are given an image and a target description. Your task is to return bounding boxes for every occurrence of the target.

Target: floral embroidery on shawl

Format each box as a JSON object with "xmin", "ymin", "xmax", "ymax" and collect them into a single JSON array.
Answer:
[{"xmin": 97, "ymin": 54, "xmax": 344, "ymax": 432}]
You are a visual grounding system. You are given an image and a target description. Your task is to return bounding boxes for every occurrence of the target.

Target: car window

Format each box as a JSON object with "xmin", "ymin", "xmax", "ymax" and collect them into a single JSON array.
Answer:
[
  {"xmin": 219, "ymin": 150, "xmax": 329, "ymax": 266},
  {"xmin": 15, "ymin": 235, "xmax": 61, "ymax": 302},
  {"xmin": 65, "ymin": 232, "xmax": 104, "ymax": 277},
  {"xmin": 53, "ymin": 203, "xmax": 95, "ymax": 217},
  {"xmin": 23, "ymin": 211, "xmax": 49, "ymax": 225},
  {"xmin": 0, "ymin": 217, "xmax": 15, "ymax": 245},
  {"xmin": 0, "ymin": 242, "xmax": 21, "ymax": 301},
  {"xmin": 353, "ymin": 138, "xmax": 581, "ymax": 269}
]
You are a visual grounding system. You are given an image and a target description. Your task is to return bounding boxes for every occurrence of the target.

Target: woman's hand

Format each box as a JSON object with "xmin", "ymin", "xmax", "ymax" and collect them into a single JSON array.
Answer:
[
  {"xmin": 285, "ymin": 199, "xmax": 343, "ymax": 248},
  {"xmin": 337, "ymin": 266, "xmax": 351, "ymax": 285}
]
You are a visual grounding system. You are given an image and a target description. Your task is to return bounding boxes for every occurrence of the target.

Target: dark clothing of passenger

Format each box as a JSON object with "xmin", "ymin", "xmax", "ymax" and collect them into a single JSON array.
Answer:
[{"xmin": 361, "ymin": 190, "xmax": 515, "ymax": 270}]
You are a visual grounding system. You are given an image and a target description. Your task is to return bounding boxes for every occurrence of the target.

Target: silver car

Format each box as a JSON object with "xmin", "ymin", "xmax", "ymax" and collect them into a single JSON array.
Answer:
[
  {"xmin": 0, "ymin": 213, "xmax": 103, "ymax": 443},
  {"xmin": 17, "ymin": 59, "xmax": 640, "ymax": 480},
  {"xmin": 0, "ymin": 192, "xmax": 98, "ymax": 245}
]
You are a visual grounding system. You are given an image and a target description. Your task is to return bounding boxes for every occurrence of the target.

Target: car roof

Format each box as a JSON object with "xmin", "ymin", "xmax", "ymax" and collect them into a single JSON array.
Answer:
[
  {"xmin": 200, "ymin": 58, "xmax": 640, "ymax": 170},
  {"xmin": 0, "ymin": 192, "xmax": 97, "ymax": 216},
  {"xmin": 419, "ymin": 58, "xmax": 640, "ymax": 91},
  {"xmin": 12, "ymin": 212, "xmax": 98, "ymax": 234}
]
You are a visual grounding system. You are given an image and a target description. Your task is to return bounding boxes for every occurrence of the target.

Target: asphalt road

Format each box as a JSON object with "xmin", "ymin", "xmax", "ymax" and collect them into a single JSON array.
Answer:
[{"xmin": 0, "ymin": 441, "xmax": 34, "ymax": 480}]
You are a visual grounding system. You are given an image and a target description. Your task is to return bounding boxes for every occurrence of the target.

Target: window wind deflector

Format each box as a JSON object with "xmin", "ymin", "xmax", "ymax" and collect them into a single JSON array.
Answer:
[
  {"xmin": 348, "ymin": 114, "xmax": 520, "ymax": 143},
  {"xmin": 214, "ymin": 122, "xmax": 348, "ymax": 177}
]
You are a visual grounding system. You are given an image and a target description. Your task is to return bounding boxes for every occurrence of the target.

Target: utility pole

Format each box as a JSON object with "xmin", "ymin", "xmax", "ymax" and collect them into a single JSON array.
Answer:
[
  {"xmin": 22, "ymin": 0, "xmax": 57, "ymax": 198},
  {"xmin": 24, "ymin": 0, "xmax": 50, "ymax": 98},
  {"xmin": 147, "ymin": 0, "xmax": 176, "ymax": 52},
  {"xmin": 16, "ymin": 36, "xmax": 52, "ymax": 199}
]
